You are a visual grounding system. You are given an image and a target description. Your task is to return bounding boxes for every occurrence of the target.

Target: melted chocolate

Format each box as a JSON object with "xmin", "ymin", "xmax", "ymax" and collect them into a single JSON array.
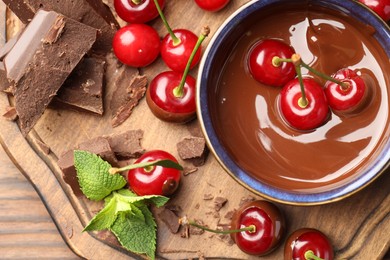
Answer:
[{"xmin": 210, "ymin": 4, "xmax": 390, "ymax": 192}]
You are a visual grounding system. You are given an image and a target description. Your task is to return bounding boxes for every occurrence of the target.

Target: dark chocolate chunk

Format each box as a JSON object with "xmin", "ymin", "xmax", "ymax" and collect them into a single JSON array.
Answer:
[
  {"xmin": 2, "ymin": 0, "xmax": 118, "ymax": 53},
  {"xmin": 58, "ymin": 150, "xmax": 83, "ymax": 197},
  {"xmin": 110, "ymin": 67, "xmax": 148, "ymax": 127},
  {"xmin": 78, "ymin": 136, "xmax": 119, "ymax": 167},
  {"xmin": 105, "ymin": 129, "xmax": 145, "ymax": 159},
  {"xmin": 53, "ymin": 57, "xmax": 106, "ymax": 115},
  {"xmin": 4, "ymin": 10, "xmax": 97, "ymax": 136},
  {"xmin": 158, "ymin": 207, "xmax": 181, "ymax": 234},
  {"xmin": 177, "ymin": 136, "xmax": 209, "ymax": 166},
  {"xmin": 2, "ymin": 106, "xmax": 18, "ymax": 121}
]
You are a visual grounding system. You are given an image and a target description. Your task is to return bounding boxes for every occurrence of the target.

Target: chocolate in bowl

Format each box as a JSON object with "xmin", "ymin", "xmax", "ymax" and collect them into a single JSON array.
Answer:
[{"xmin": 197, "ymin": 0, "xmax": 390, "ymax": 205}]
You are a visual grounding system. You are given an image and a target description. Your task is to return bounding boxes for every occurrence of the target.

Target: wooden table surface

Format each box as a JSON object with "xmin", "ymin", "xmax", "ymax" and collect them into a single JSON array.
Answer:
[{"xmin": 1, "ymin": 1, "xmax": 390, "ymax": 259}]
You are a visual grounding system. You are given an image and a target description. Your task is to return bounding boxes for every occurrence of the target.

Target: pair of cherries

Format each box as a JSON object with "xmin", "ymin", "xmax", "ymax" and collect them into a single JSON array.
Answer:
[
  {"xmin": 181, "ymin": 200, "xmax": 334, "ymax": 259},
  {"xmin": 248, "ymin": 39, "xmax": 368, "ymax": 131},
  {"xmin": 112, "ymin": 0, "xmax": 208, "ymax": 124}
]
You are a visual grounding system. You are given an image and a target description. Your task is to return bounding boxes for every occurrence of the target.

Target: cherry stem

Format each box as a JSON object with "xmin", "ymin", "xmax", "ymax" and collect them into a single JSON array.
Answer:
[
  {"xmin": 179, "ymin": 216, "xmax": 256, "ymax": 234},
  {"xmin": 153, "ymin": 0, "xmax": 181, "ymax": 45},
  {"xmin": 131, "ymin": 0, "xmax": 142, "ymax": 4},
  {"xmin": 299, "ymin": 60, "xmax": 349, "ymax": 89},
  {"xmin": 109, "ymin": 159, "xmax": 183, "ymax": 175},
  {"xmin": 292, "ymin": 54, "xmax": 308, "ymax": 108},
  {"xmin": 173, "ymin": 26, "xmax": 210, "ymax": 98},
  {"xmin": 304, "ymin": 250, "xmax": 324, "ymax": 260},
  {"xmin": 272, "ymin": 56, "xmax": 292, "ymax": 67}
]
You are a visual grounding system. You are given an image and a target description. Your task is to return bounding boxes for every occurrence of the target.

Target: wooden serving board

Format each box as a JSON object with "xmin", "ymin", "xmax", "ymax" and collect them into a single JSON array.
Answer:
[{"xmin": 1, "ymin": 1, "xmax": 389, "ymax": 259}]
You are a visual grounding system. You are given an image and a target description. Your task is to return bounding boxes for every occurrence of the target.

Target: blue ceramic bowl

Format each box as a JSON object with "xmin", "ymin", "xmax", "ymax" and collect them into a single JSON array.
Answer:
[{"xmin": 197, "ymin": 0, "xmax": 390, "ymax": 205}]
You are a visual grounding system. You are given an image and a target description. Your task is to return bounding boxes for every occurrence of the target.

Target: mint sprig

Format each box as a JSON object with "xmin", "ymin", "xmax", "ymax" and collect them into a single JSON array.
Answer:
[{"xmin": 74, "ymin": 150, "xmax": 178, "ymax": 259}]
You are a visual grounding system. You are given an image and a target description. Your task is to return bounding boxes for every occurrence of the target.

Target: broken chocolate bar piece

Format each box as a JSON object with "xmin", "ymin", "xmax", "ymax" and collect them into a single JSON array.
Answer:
[
  {"xmin": 110, "ymin": 67, "xmax": 148, "ymax": 127},
  {"xmin": 78, "ymin": 136, "xmax": 119, "ymax": 167},
  {"xmin": 4, "ymin": 10, "xmax": 97, "ymax": 136},
  {"xmin": 53, "ymin": 56, "xmax": 105, "ymax": 115},
  {"xmin": 0, "ymin": 62, "xmax": 9, "ymax": 92},
  {"xmin": 158, "ymin": 207, "xmax": 181, "ymax": 234},
  {"xmin": 2, "ymin": 0, "xmax": 118, "ymax": 52},
  {"xmin": 58, "ymin": 136, "xmax": 119, "ymax": 197},
  {"xmin": 105, "ymin": 129, "xmax": 145, "ymax": 159},
  {"xmin": 177, "ymin": 136, "xmax": 209, "ymax": 166}
]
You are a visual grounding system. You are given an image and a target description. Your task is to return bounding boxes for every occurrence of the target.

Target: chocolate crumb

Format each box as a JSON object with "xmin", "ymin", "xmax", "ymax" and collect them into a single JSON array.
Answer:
[
  {"xmin": 2, "ymin": 106, "xmax": 18, "ymax": 121},
  {"xmin": 216, "ymin": 225, "xmax": 235, "ymax": 246},
  {"xmin": 239, "ymin": 195, "xmax": 256, "ymax": 206},
  {"xmin": 183, "ymin": 166, "xmax": 198, "ymax": 176},
  {"xmin": 158, "ymin": 208, "xmax": 180, "ymax": 234},
  {"xmin": 224, "ymin": 210, "xmax": 236, "ymax": 220},
  {"xmin": 203, "ymin": 193, "xmax": 214, "ymax": 200},
  {"xmin": 214, "ymin": 197, "xmax": 228, "ymax": 211},
  {"xmin": 189, "ymin": 219, "xmax": 206, "ymax": 235},
  {"xmin": 194, "ymin": 203, "xmax": 200, "ymax": 210}
]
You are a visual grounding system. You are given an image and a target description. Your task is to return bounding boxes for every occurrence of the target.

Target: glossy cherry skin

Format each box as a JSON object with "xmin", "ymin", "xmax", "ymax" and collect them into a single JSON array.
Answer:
[
  {"xmin": 279, "ymin": 78, "xmax": 330, "ymax": 131},
  {"xmin": 248, "ymin": 39, "xmax": 296, "ymax": 87},
  {"xmin": 161, "ymin": 29, "xmax": 201, "ymax": 72},
  {"xmin": 284, "ymin": 228, "xmax": 334, "ymax": 260},
  {"xmin": 359, "ymin": 0, "xmax": 390, "ymax": 21},
  {"xmin": 230, "ymin": 200, "xmax": 285, "ymax": 256},
  {"xmin": 112, "ymin": 24, "xmax": 160, "ymax": 67},
  {"xmin": 194, "ymin": 0, "xmax": 230, "ymax": 12},
  {"xmin": 114, "ymin": 0, "xmax": 165, "ymax": 24},
  {"xmin": 127, "ymin": 150, "xmax": 181, "ymax": 196},
  {"xmin": 324, "ymin": 68, "xmax": 367, "ymax": 113},
  {"xmin": 146, "ymin": 71, "xmax": 196, "ymax": 123}
]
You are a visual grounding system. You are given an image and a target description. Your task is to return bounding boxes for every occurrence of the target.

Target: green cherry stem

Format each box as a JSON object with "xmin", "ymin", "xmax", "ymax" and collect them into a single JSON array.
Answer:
[
  {"xmin": 153, "ymin": 0, "xmax": 181, "ymax": 45},
  {"xmin": 173, "ymin": 26, "xmax": 210, "ymax": 98},
  {"xmin": 132, "ymin": 0, "xmax": 142, "ymax": 4},
  {"xmin": 109, "ymin": 159, "xmax": 183, "ymax": 175},
  {"xmin": 179, "ymin": 216, "xmax": 256, "ymax": 234},
  {"xmin": 304, "ymin": 250, "xmax": 324, "ymax": 260},
  {"xmin": 299, "ymin": 60, "xmax": 349, "ymax": 89},
  {"xmin": 292, "ymin": 54, "xmax": 308, "ymax": 108}
]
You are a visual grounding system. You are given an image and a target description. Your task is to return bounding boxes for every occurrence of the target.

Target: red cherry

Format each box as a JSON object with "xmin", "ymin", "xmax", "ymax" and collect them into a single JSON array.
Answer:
[
  {"xmin": 285, "ymin": 228, "xmax": 334, "ymax": 260},
  {"xmin": 230, "ymin": 200, "xmax": 285, "ymax": 256},
  {"xmin": 146, "ymin": 71, "xmax": 196, "ymax": 123},
  {"xmin": 127, "ymin": 150, "xmax": 181, "ymax": 196},
  {"xmin": 161, "ymin": 29, "xmax": 201, "ymax": 72},
  {"xmin": 359, "ymin": 0, "xmax": 390, "ymax": 21},
  {"xmin": 112, "ymin": 24, "xmax": 160, "ymax": 67},
  {"xmin": 194, "ymin": 0, "xmax": 230, "ymax": 12},
  {"xmin": 248, "ymin": 39, "xmax": 296, "ymax": 87},
  {"xmin": 114, "ymin": 0, "xmax": 165, "ymax": 24},
  {"xmin": 279, "ymin": 78, "xmax": 330, "ymax": 130},
  {"xmin": 324, "ymin": 68, "xmax": 367, "ymax": 112}
]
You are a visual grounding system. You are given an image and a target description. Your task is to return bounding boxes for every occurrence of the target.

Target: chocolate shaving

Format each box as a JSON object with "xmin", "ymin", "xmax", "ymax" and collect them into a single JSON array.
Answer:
[
  {"xmin": 43, "ymin": 16, "xmax": 65, "ymax": 44},
  {"xmin": 110, "ymin": 67, "xmax": 147, "ymax": 127}
]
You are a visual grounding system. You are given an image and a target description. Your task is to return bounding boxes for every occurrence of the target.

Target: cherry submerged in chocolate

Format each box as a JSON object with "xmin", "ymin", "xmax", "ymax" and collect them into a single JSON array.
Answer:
[{"xmin": 210, "ymin": 4, "xmax": 390, "ymax": 192}]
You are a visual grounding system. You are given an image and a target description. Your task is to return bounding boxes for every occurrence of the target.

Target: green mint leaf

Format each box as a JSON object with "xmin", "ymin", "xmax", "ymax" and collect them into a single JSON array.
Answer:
[
  {"xmin": 110, "ymin": 204, "xmax": 157, "ymax": 260},
  {"xmin": 74, "ymin": 150, "xmax": 126, "ymax": 201},
  {"xmin": 83, "ymin": 194, "xmax": 118, "ymax": 231},
  {"xmin": 115, "ymin": 189, "xmax": 169, "ymax": 207}
]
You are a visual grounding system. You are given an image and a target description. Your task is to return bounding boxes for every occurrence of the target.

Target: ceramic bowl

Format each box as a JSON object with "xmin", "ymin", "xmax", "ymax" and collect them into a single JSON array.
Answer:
[{"xmin": 197, "ymin": 0, "xmax": 390, "ymax": 205}]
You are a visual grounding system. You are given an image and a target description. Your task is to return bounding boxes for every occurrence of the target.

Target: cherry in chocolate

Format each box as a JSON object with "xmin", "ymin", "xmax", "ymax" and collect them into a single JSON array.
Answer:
[
  {"xmin": 324, "ymin": 68, "xmax": 367, "ymax": 113},
  {"xmin": 284, "ymin": 228, "xmax": 334, "ymax": 260},
  {"xmin": 248, "ymin": 39, "xmax": 296, "ymax": 87}
]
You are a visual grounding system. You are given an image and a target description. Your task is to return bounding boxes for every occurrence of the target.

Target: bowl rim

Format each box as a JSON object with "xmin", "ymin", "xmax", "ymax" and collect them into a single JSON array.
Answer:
[{"xmin": 196, "ymin": 0, "xmax": 390, "ymax": 206}]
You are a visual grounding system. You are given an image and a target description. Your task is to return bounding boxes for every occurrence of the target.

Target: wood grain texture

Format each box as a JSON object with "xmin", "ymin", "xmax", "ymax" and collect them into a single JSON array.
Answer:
[{"xmin": 1, "ymin": 1, "xmax": 389, "ymax": 259}]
